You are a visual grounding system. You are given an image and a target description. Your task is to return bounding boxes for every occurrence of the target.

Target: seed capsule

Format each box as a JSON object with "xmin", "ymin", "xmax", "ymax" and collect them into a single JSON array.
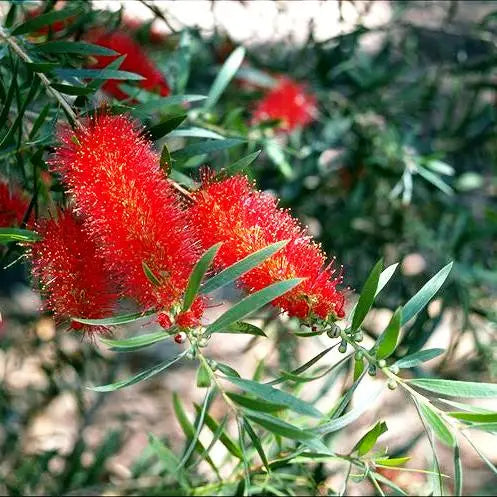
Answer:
[
  {"xmin": 327, "ymin": 324, "xmax": 341, "ymax": 339},
  {"xmin": 387, "ymin": 379, "xmax": 397, "ymax": 390},
  {"xmin": 390, "ymin": 364, "xmax": 400, "ymax": 374},
  {"xmin": 338, "ymin": 340, "xmax": 347, "ymax": 353},
  {"xmin": 378, "ymin": 359, "xmax": 386, "ymax": 368},
  {"xmin": 354, "ymin": 350, "xmax": 364, "ymax": 361}
]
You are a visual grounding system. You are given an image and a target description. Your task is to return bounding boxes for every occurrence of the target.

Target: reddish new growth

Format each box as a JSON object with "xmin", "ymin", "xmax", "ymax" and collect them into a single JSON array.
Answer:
[
  {"xmin": 188, "ymin": 174, "xmax": 345, "ymax": 322},
  {"xmin": 253, "ymin": 77, "xmax": 317, "ymax": 132},
  {"xmin": 51, "ymin": 113, "xmax": 198, "ymax": 315},
  {"xmin": 89, "ymin": 31, "xmax": 170, "ymax": 100},
  {"xmin": 31, "ymin": 210, "xmax": 116, "ymax": 334},
  {"xmin": 0, "ymin": 181, "xmax": 29, "ymax": 227}
]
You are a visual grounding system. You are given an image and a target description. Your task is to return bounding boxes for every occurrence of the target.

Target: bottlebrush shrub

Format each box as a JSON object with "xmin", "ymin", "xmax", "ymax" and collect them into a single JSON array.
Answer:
[
  {"xmin": 0, "ymin": 181, "xmax": 30, "ymax": 227},
  {"xmin": 2, "ymin": 4, "xmax": 497, "ymax": 495},
  {"xmin": 30, "ymin": 209, "xmax": 117, "ymax": 334},
  {"xmin": 50, "ymin": 112, "xmax": 198, "ymax": 318},
  {"xmin": 88, "ymin": 31, "xmax": 170, "ymax": 100},
  {"xmin": 187, "ymin": 173, "xmax": 345, "ymax": 323},
  {"xmin": 253, "ymin": 76, "xmax": 317, "ymax": 131}
]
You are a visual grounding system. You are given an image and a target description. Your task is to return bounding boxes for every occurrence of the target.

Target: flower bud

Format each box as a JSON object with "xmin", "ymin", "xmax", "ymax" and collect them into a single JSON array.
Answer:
[
  {"xmin": 390, "ymin": 364, "xmax": 400, "ymax": 374},
  {"xmin": 338, "ymin": 340, "xmax": 347, "ymax": 353},
  {"xmin": 378, "ymin": 359, "xmax": 386, "ymax": 368},
  {"xmin": 174, "ymin": 332, "xmax": 186, "ymax": 344},
  {"xmin": 387, "ymin": 379, "xmax": 397, "ymax": 390},
  {"xmin": 368, "ymin": 365, "xmax": 377, "ymax": 376}
]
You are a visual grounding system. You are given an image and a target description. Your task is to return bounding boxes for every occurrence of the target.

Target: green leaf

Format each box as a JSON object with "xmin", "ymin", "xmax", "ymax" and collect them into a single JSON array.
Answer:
[
  {"xmin": 244, "ymin": 411, "xmax": 315, "ymax": 441},
  {"xmin": 374, "ymin": 456, "xmax": 410, "ymax": 467},
  {"xmin": 393, "ymin": 348, "xmax": 445, "ymax": 369},
  {"xmin": 204, "ymin": 46, "xmax": 245, "ymax": 109},
  {"xmin": 224, "ymin": 150, "xmax": 262, "ymax": 175},
  {"xmin": 376, "ymin": 307, "xmax": 402, "ymax": 360},
  {"xmin": 417, "ymin": 166, "xmax": 454, "ymax": 196},
  {"xmin": 143, "ymin": 114, "xmax": 187, "ymax": 141},
  {"xmin": 351, "ymin": 259, "xmax": 383, "ymax": 331},
  {"xmin": 178, "ymin": 388, "xmax": 213, "ymax": 468},
  {"xmin": 196, "ymin": 363, "xmax": 212, "ymax": 388},
  {"xmin": 418, "ymin": 402, "xmax": 455, "ymax": 447},
  {"xmin": 28, "ymin": 103, "xmax": 50, "ymax": 139},
  {"xmin": 448, "ymin": 412, "xmax": 497, "ymax": 423},
  {"xmin": 224, "ymin": 376, "xmax": 322, "ymax": 418},
  {"xmin": 243, "ymin": 419, "xmax": 270, "ymax": 472},
  {"xmin": 172, "ymin": 138, "xmax": 244, "ymax": 162},
  {"xmin": 453, "ymin": 442, "xmax": 463, "ymax": 496},
  {"xmin": 142, "ymin": 261, "xmax": 162, "ymax": 286},
  {"xmin": 265, "ymin": 139, "xmax": 293, "ymax": 179},
  {"xmin": 375, "ymin": 263, "xmax": 399, "ymax": 297},
  {"xmin": 200, "ymin": 240, "xmax": 288, "ymax": 295},
  {"xmin": 36, "ymin": 41, "xmax": 118, "ymax": 56},
  {"xmin": 193, "ymin": 405, "xmax": 243, "ymax": 459},
  {"xmin": 55, "ymin": 67, "xmax": 145, "ymax": 81},
  {"xmin": 168, "ymin": 127, "xmax": 225, "ymax": 140},
  {"xmin": 173, "ymin": 393, "xmax": 219, "ymax": 475},
  {"xmin": 183, "ymin": 243, "xmax": 222, "ymax": 312},
  {"xmin": 226, "ymin": 392, "xmax": 286, "ymax": 413},
  {"xmin": 314, "ymin": 386, "xmax": 383, "ymax": 435},
  {"xmin": 50, "ymin": 83, "xmax": 94, "ymax": 96},
  {"xmin": 402, "ymin": 262, "xmax": 453, "ymax": 325},
  {"xmin": 160, "ymin": 143, "xmax": 172, "ymax": 174},
  {"xmin": 71, "ymin": 309, "xmax": 155, "ymax": 326},
  {"xmin": 89, "ymin": 353, "xmax": 184, "ymax": 392},
  {"xmin": 409, "ymin": 379, "xmax": 497, "ymax": 398},
  {"xmin": 354, "ymin": 421, "xmax": 388, "ymax": 457},
  {"xmin": 148, "ymin": 434, "xmax": 189, "ymax": 488},
  {"xmin": 12, "ymin": 6, "xmax": 81, "ymax": 35},
  {"xmin": 216, "ymin": 321, "xmax": 267, "ymax": 337},
  {"xmin": 354, "ymin": 356, "xmax": 366, "ymax": 381},
  {"xmin": 206, "ymin": 278, "xmax": 303, "ymax": 334},
  {"xmin": 0, "ymin": 227, "xmax": 40, "ymax": 244},
  {"xmin": 132, "ymin": 94, "xmax": 206, "ymax": 116},
  {"xmin": 100, "ymin": 330, "xmax": 170, "ymax": 352},
  {"xmin": 216, "ymin": 363, "xmax": 240, "ymax": 378}
]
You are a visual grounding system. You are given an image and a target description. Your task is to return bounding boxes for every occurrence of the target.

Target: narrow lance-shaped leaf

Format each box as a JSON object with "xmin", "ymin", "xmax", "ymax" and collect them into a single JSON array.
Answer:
[
  {"xmin": 89, "ymin": 353, "xmax": 185, "ymax": 392},
  {"xmin": 393, "ymin": 348, "xmax": 445, "ymax": 369},
  {"xmin": 143, "ymin": 114, "xmax": 187, "ymax": 141},
  {"xmin": 0, "ymin": 227, "xmax": 40, "ymax": 244},
  {"xmin": 172, "ymin": 138, "xmax": 244, "ymax": 162},
  {"xmin": 36, "ymin": 41, "xmax": 118, "ymax": 55},
  {"xmin": 217, "ymin": 321, "xmax": 267, "ymax": 337},
  {"xmin": 72, "ymin": 309, "xmax": 155, "ymax": 326},
  {"xmin": 193, "ymin": 404, "xmax": 243, "ymax": 459},
  {"xmin": 201, "ymin": 240, "xmax": 288, "ymax": 295},
  {"xmin": 204, "ymin": 46, "xmax": 245, "ymax": 109},
  {"xmin": 224, "ymin": 150, "xmax": 262, "ymax": 175},
  {"xmin": 142, "ymin": 261, "xmax": 162, "ymax": 286},
  {"xmin": 243, "ymin": 419, "xmax": 270, "ymax": 472},
  {"xmin": 409, "ymin": 378, "xmax": 497, "ymax": 398},
  {"xmin": 206, "ymin": 278, "xmax": 304, "ymax": 334},
  {"xmin": 351, "ymin": 259, "xmax": 383, "ymax": 331},
  {"xmin": 226, "ymin": 392, "xmax": 285, "ymax": 413},
  {"xmin": 223, "ymin": 375, "xmax": 322, "ymax": 418},
  {"xmin": 12, "ymin": 6, "xmax": 82, "ymax": 35},
  {"xmin": 244, "ymin": 410, "xmax": 315, "ymax": 441},
  {"xmin": 55, "ymin": 68, "xmax": 145, "ymax": 81},
  {"xmin": 100, "ymin": 330, "xmax": 171, "ymax": 352},
  {"xmin": 183, "ymin": 243, "xmax": 222, "ymax": 312},
  {"xmin": 375, "ymin": 307, "xmax": 402, "ymax": 360},
  {"xmin": 354, "ymin": 421, "xmax": 388, "ymax": 457},
  {"xmin": 454, "ymin": 442, "xmax": 463, "ymax": 496},
  {"xmin": 418, "ymin": 401, "xmax": 456, "ymax": 447},
  {"xmin": 402, "ymin": 262, "xmax": 453, "ymax": 325},
  {"xmin": 375, "ymin": 262, "xmax": 399, "ymax": 297}
]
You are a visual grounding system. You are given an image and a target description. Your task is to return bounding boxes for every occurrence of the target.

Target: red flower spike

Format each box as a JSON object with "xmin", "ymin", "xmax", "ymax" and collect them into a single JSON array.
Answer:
[
  {"xmin": 157, "ymin": 312, "xmax": 172, "ymax": 330},
  {"xmin": 176, "ymin": 297, "xmax": 205, "ymax": 329},
  {"xmin": 51, "ymin": 112, "xmax": 199, "ymax": 315},
  {"xmin": 88, "ymin": 31, "xmax": 170, "ymax": 100},
  {"xmin": 253, "ymin": 77, "xmax": 317, "ymax": 132},
  {"xmin": 30, "ymin": 209, "xmax": 117, "ymax": 335},
  {"xmin": 0, "ymin": 181, "xmax": 30, "ymax": 227},
  {"xmin": 187, "ymin": 174, "xmax": 345, "ymax": 322}
]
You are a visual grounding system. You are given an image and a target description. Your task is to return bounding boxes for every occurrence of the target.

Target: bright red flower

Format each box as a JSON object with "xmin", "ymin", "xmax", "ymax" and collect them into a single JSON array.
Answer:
[
  {"xmin": 253, "ymin": 77, "xmax": 317, "ymax": 132},
  {"xmin": 187, "ymin": 174, "xmax": 345, "ymax": 322},
  {"xmin": 30, "ymin": 209, "xmax": 117, "ymax": 334},
  {"xmin": 0, "ymin": 181, "xmax": 30, "ymax": 227},
  {"xmin": 88, "ymin": 31, "xmax": 170, "ymax": 100},
  {"xmin": 50, "ymin": 112, "xmax": 198, "ymax": 316},
  {"xmin": 176, "ymin": 297, "xmax": 205, "ymax": 329}
]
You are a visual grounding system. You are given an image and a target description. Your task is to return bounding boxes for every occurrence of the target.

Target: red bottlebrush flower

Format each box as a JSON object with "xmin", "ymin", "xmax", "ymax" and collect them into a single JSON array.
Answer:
[
  {"xmin": 157, "ymin": 312, "xmax": 172, "ymax": 330},
  {"xmin": 88, "ymin": 31, "xmax": 170, "ymax": 100},
  {"xmin": 176, "ymin": 297, "xmax": 205, "ymax": 329},
  {"xmin": 0, "ymin": 181, "xmax": 30, "ymax": 227},
  {"xmin": 253, "ymin": 77, "xmax": 317, "ymax": 132},
  {"xmin": 50, "ymin": 112, "xmax": 199, "ymax": 315},
  {"xmin": 187, "ymin": 174, "xmax": 345, "ymax": 322},
  {"xmin": 30, "ymin": 209, "xmax": 117, "ymax": 334}
]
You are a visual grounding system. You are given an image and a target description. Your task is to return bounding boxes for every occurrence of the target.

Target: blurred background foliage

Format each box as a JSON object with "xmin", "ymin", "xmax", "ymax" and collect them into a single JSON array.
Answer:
[{"xmin": 1, "ymin": 0, "xmax": 497, "ymax": 495}]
